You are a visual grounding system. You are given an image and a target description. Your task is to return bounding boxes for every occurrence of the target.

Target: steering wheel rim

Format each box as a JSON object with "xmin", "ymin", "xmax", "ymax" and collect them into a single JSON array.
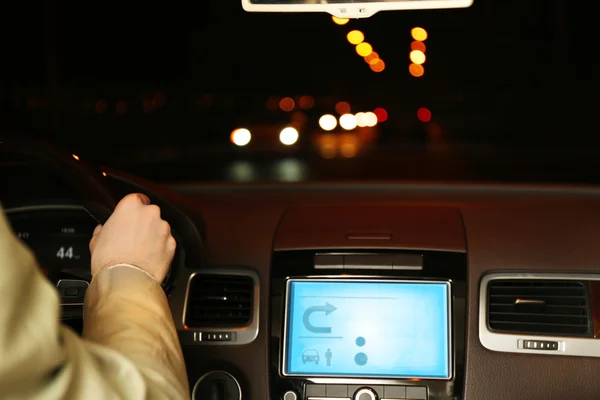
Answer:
[
  {"xmin": 1, "ymin": 136, "xmax": 176, "ymax": 294},
  {"xmin": 0, "ymin": 136, "xmax": 117, "ymax": 224}
]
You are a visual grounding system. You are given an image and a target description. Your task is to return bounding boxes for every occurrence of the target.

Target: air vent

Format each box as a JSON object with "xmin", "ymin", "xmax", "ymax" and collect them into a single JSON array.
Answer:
[
  {"xmin": 184, "ymin": 274, "xmax": 254, "ymax": 329},
  {"xmin": 487, "ymin": 279, "xmax": 592, "ymax": 337}
]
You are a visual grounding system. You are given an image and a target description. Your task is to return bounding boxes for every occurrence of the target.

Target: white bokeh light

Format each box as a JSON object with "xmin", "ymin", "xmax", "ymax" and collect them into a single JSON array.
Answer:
[
  {"xmin": 365, "ymin": 112, "xmax": 378, "ymax": 127},
  {"xmin": 279, "ymin": 127, "xmax": 299, "ymax": 145},
  {"xmin": 230, "ymin": 128, "xmax": 251, "ymax": 146},
  {"xmin": 355, "ymin": 112, "xmax": 368, "ymax": 127},
  {"xmin": 339, "ymin": 114, "xmax": 358, "ymax": 130},
  {"xmin": 319, "ymin": 114, "xmax": 338, "ymax": 131}
]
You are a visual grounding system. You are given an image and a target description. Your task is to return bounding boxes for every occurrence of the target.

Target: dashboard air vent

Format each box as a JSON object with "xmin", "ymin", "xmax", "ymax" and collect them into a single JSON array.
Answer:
[
  {"xmin": 184, "ymin": 274, "xmax": 254, "ymax": 329},
  {"xmin": 487, "ymin": 279, "xmax": 592, "ymax": 337}
]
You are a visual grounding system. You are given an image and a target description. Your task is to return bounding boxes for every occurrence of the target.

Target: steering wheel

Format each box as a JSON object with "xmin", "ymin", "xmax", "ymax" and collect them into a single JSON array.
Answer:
[{"xmin": 0, "ymin": 137, "xmax": 117, "ymax": 223}]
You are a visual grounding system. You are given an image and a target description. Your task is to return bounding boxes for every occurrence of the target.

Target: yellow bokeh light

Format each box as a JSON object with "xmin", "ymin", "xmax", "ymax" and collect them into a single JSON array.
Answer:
[
  {"xmin": 355, "ymin": 42, "xmax": 373, "ymax": 57},
  {"xmin": 347, "ymin": 30, "xmax": 364, "ymax": 45},
  {"xmin": 409, "ymin": 63, "xmax": 425, "ymax": 77},
  {"xmin": 72, "ymin": 154, "xmax": 80, "ymax": 161},
  {"xmin": 410, "ymin": 50, "xmax": 426, "ymax": 65},
  {"xmin": 411, "ymin": 41, "xmax": 426, "ymax": 52},
  {"xmin": 370, "ymin": 59, "xmax": 385, "ymax": 73},
  {"xmin": 411, "ymin": 27, "xmax": 428, "ymax": 41},
  {"xmin": 332, "ymin": 16, "xmax": 349, "ymax": 25},
  {"xmin": 364, "ymin": 52, "xmax": 379, "ymax": 64}
]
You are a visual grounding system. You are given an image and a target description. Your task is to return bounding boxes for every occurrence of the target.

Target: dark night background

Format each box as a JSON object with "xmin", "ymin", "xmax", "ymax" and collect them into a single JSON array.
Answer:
[{"xmin": 1, "ymin": 0, "xmax": 598, "ymax": 183}]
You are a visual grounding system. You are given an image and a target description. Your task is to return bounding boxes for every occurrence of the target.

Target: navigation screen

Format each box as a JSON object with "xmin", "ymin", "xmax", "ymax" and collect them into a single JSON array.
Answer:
[{"xmin": 283, "ymin": 280, "xmax": 451, "ymax": 379}]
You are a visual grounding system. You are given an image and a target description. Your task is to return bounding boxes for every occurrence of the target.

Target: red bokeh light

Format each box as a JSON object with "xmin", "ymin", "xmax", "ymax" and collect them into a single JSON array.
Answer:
[
  {"xmin": 373, "ymin": 107, "xmax": 388, "ymax": 122},
  {"xmin": 95, "ymin": 99, "xmax": 108, "ymax": 114},
  {"xmin": 417, "ymin": 107, "xmax": 432, "ymax": 122}
]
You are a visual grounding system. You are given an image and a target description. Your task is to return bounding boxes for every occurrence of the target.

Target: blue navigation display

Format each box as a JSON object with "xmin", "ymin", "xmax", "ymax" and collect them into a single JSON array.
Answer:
[{"xmin": 283, "ymin": 280, "xmax": 451, "ymax": 379}]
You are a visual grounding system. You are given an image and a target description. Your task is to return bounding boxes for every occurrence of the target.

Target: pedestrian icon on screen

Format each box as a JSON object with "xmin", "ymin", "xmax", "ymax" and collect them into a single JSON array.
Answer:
[{"xmin": 325, "ymin": 348, "xmax": 332, "ymax": 366}]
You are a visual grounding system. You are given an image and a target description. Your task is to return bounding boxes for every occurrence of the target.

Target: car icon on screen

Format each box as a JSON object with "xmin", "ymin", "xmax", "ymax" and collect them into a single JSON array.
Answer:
[{"xmin": 302, "ymin": 349, "xmax": 320, "ymax": 364}]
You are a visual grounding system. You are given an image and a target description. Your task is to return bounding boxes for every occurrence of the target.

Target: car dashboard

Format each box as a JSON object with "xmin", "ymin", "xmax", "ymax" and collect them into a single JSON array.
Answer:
[{"xmin": 3, "ymin": 161, "xmax": 600, "ymax": 400}]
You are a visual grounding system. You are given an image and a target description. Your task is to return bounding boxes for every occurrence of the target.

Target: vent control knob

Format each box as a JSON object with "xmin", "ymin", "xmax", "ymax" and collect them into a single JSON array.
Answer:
[
  {"xmin": 283, "ymin": 390, "xmax": 298, "ymax": 400},
  {"xmin": 192, "ymin": 371, "xmax": 241, "ymax": 400}
]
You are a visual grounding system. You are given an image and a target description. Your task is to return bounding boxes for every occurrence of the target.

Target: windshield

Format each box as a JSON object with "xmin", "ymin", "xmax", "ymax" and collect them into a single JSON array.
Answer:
[{"xmin": 2, "ymin": 1, "xmax": 596, "ymax": 184}]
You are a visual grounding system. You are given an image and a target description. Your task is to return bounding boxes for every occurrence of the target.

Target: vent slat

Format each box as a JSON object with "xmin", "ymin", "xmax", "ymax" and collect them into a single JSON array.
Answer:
[
  {"xmin": 184, "ymin": 274, "xmax": 254, "ymax": 329},
  {"xmin": 488, "ymin": 294, "xmax": 586, "ymax": 299},
  {"xmin": 490, "ymin": 312, "xmax": 587, "ymax": 319},
  {"xmin": 487, "ymin": 279, "xmax": 592, "ymax": 337}
]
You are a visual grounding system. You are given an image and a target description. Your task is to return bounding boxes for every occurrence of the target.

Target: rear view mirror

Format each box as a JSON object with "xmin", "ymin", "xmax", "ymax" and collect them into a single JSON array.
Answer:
[{"xmin": 241, "ymin": 0, "xmax": 473, "ymax": 19}]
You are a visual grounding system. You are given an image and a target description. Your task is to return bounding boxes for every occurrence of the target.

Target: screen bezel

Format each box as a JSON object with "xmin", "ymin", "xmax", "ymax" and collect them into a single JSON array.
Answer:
[
  {"xmin": 281, "ymin": 277, "xmax": 453, "ymax": 381},
  {"xmin": 241, "ymin": 0, "xmax": 474, "ymax": 19}
]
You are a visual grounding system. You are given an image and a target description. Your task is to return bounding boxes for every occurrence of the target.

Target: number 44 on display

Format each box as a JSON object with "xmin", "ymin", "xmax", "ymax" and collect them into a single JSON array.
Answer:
[{"xmin": 56, "ymin": 246, "xmax": 79, "ymax": 260}]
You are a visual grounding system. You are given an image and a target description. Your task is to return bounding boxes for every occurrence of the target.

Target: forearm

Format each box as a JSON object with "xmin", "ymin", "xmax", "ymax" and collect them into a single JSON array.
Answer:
[
  {"xmin": 83, "ymin": 266, "xmax": 189, "ymax": 398},
  {"xmin": 0, "ymin": 209, "xmax": 190, "ymax": 399}
]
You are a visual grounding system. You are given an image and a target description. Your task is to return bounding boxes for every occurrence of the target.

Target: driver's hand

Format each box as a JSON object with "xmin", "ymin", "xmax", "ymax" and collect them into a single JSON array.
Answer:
[{"xmin": 89, "ymin": 193, "xmax": 176, "ymax": 282}]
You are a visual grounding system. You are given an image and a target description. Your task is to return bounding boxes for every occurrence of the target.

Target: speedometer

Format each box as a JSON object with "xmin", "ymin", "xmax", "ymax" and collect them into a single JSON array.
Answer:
[{"xmin": 6, "ymin": 206, "xmax": 97, "ymax": 281}]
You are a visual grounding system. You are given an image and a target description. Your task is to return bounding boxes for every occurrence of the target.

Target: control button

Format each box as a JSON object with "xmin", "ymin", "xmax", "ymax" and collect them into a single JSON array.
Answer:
[
  {"xmin": 64, "ymin": 287, "xmax": 79, "ymax": 297},
  {"xmin": 344, "ymin": 254, "xmax": 394, "ymax": 270},
  {"xmin": 283, "ymin": 390, "xmax": 298, "ymax": 400},
  {"xmin": 327, "ymin": 385, "xmax": 348, "ymax": 397},
  {"xmin": 523, "ymin": 339, "xmax": 559, "ymax": 350},
  {"xmin": 57, "ymin": 279, "xmax": 88, "ymax": 305},
  {"xmin": 307, "ymin": 398, "xmax": 350, "ymax": 400},
  {"xmin": 306, "ymin": 384, "xmax": 327, "ymax": 397},
  {"xmin": 384, "ymin": 385, "xmax": 406, "ymax": 399},
  {"xmin": 201, "ymin": 332, "xmax": 234, "ymax": 342},
  {"xmin": 406, "ymin": 386, "xmax": 427, "ymax": 400},
  {"xmin": 349, "ymin": 385, "xmax": 383, "ymax": 398},
  {"xmin": 314, "ymin": 254, "xmax": 344, "ymax": 269},
  {"xmin": 354, "ymin": 388, "xmax": 377, "ymax": 400}
]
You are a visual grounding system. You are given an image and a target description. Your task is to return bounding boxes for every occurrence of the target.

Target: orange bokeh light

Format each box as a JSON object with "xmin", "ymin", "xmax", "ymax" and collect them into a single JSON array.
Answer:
[
  {"xmin": 298, "ymin": 95, "xmax": 314, "ymax": 109},
  {"xmin": 364, "ymin": 52, "xmax": 380, "ymax": 64},
  {"xmin": 411, "ymin": 41, "xmax": 426, "ymax": 52},
  {"xmin": 370, "ymin": 59, "xmax": 385, "ymax": 72},
  {"xmin": 279, "ymin": 97, "xmax": 295, "ymax": 112},
  {"xmin": 340, "ymin": 141, "xmax": 358, "ymax": 158},
  {"xmin": 409, "ymin": 63, "xmax": 425, "ymax": 77},
  {"xmin": 335, "ymin": 101, "xmax": 351, "ymax": 115}
]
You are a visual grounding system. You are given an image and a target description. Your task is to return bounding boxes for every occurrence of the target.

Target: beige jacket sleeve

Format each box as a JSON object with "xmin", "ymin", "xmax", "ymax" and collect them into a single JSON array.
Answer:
[{"xmin": 0, "ymin": 208, "xmax": 190, "ymax": 400}]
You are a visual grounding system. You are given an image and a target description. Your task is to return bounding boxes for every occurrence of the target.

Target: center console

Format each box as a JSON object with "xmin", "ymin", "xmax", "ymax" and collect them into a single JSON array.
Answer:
[{"xmin": 270, "ymin": 250, "xmax": 467, "ymax": 400}]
